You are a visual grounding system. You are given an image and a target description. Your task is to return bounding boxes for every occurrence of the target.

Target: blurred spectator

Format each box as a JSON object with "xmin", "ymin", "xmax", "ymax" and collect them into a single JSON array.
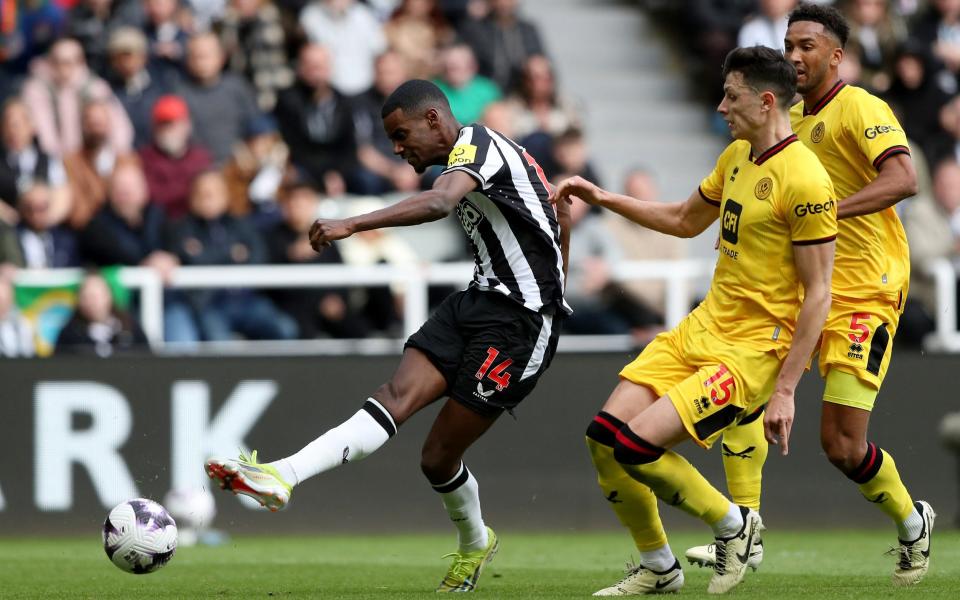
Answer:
[
  {"xmin": 68, "ymin": 0, "xmax": 143, "ymax": 76},
  {"xmin": 222, "ymin": 114, "xmax": 288, "ymax": 228},
  {"xmin": 177, "ymin": 32, "xmax": 260, "ymax": 163},
  {"xmin": 0, "ymin": 221, "xmax": 25, "ymax": 276},
  {"xmin": 606, "ymin": 167, "xmax": 685, "ymax": 340},
  {"xmin": 561, "ymin": 194, "xmax": 665, "ymax": 343},
  {"xmin": 0, "ymin": 276, "xmax": 35, "ymax": 357},
  {"xmin": 16, "ymin": 184, "xmax": 80, "ymax": 268},
  {"xmin": 2, "ymin": 0, "xmax": 66, "ymax": 76},
  {"xmin": 188, "ymin": 0, "xmax": 229, "ymax": 31},
  {"xmin": 928, "ymin": 95, "xmax": 960, "ymax": 167},
  {"xmin": 337, "ymin": 198, "xmax": 418, "ymax": 333},
  {"xmin": 885, "ymin": 41, "xmax": 955, "ymax": 154},
  {"xmin": 503, "ymin": 54, "xmax": 581, "ymax": 140},
  {"xmin": 842, "ymin": 0, "xmax": 907, "ymax": 93},
  {"xmin": 737, "ymin": 0, "xmax": 796, "ymax": 51},
  {"xmin": 299, "ymin": 0, "xmax": 387, "ymax": 95},
  {"xmin": 351, "ymin": 50, "xmax": 421, "ymax": 195},
  {"xmin": 218, "ymin": 0, "xmax": 294, "ymax": 112},
  {"xmin": 54, "ymin": 270, "xmax": 148, "ymax": 356},
  {"xmin": 21, "ymin": 38, "xmax": 134, "ymax": 157},
  {"xmin": 265, "ymin": 182, "xmax": 369, "ymax": 338},
  {"xmin": 384, "ymin": 0, "xmax": 454, "ymax": 79},
  {"xmin": 165, "ymin": 171, "xmax": 298, "ymax": 341},
  {"xmin": 80, "ymin": 161, "xmax": 175, "ymax": 274},
  {"xmin": 140, "ymin": 95, "xmax": 214, "ymax": 219},
  {"xmin": 144, "ymin": 0, "xmax": 189, "ymax": 79},
  {"xmin": 685, "ymin": 0, "xmax": 755, "ymax": 103},
  {"xmin": 107, "ymin": 26, "xmax": 171, "ymax": 149},
  {"xmin": 275, "ymin": 44, "xmax": 355, "ymax": 196},
  {"xmin": 545, "ymin": 127, "xmax": 602, "ymax": 185},
  {"xmin": 911, "ymin": 0, "xmax": 960, "ymax": 84},
  {"xmin": 0, "ymin": 98, "xmax": 68, "ymax": 224},
  {"xmin": 63, "ymin": 99, "xmax": 141, "ymax": 229},
  {"xmin": 902, "ymin": 159, "xmax": 960, "ymax": 338},
  {"xmin": 459, "ymin": 0, "xmax": 545, "ymax": 94},
  {"xmin": 433, "ymin": 43, "xmax": 501, "ymax": 125}
]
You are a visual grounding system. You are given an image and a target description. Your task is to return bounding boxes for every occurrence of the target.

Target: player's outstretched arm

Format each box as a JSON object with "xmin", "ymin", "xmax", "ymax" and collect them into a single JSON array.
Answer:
[
  {"xmin": 836, "ymin": 154, "xmax": 917, "ymax": 219},
  {"xmin": 764, "ymin": 240, "xmax": 835, "ymax": 456},
  {"xmin": 309, "ymin": 170, "xmax": 477, "ymax": 252},
  {"xmin": 551, "ymin": 176, "xmax": 718, "ymax": 238},
  {"xmin": 555, "ymin": 191, "xmax": 571, "ymax": 280}
]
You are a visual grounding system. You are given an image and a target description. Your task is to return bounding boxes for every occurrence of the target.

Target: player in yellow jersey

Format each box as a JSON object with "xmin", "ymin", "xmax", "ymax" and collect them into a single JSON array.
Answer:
[
  {"xmin": 553, "ymin": 46, "xmax": 836, "ymax": 596},
  {"xmin": 685, "ymin": 3, "xmax": 935, "ymax": 588}
]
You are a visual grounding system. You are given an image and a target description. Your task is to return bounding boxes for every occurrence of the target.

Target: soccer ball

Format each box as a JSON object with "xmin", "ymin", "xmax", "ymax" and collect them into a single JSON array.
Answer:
[{"xmin": 102, "ymin": 498, "xmax": 178, "ymax": 574}]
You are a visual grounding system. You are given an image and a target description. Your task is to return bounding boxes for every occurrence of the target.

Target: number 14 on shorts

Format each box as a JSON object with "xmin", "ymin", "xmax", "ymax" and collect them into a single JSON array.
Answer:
[{"xmin": 476, "ymin": 347, "xmax": 513, "ymax": 391}]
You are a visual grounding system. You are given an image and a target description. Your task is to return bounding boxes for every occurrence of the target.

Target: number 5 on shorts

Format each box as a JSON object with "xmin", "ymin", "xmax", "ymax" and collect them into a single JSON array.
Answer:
[
  {"xmin": 704, "ymin": 365, "xmax": 735, "ymax": 406},
  {"xmin": 848, "ymin": 313, "xmax": 871, "ymax": 343}
]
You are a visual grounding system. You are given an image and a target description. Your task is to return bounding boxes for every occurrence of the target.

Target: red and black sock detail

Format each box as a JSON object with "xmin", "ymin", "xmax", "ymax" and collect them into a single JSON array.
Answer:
[
  {"xmin": 614, "ymin": 426, "xmax": 666, "ymax": 465},
  {"xmin": 362, "ymin": 399, "xmax": 398, "ymax": 437},
  {"xmin": 586, "ymin": 411, "xmax": 625, "ymax": 447},
  {"xmin": 849, "ymin": 442, "xmax": 884, "ymax": 484}
]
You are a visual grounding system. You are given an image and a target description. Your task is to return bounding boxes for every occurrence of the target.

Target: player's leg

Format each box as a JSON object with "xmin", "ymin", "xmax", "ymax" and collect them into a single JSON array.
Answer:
[
  {"xmin": 685, "ymin": 409, "xmax": 767, "ymax": 571},
  {"xmin": 588, "ymin": 380, "xmax": 684, "ymax": 596},
  {"xmin": 820, "ymin": 370, "xmax": 934, "ymax": 586},
  {"xmin": 819, "ymin": 298, "xmax": 933, "ymax": 585},
  {"xmin": 205, "ymin": 348, "xmax": 446, "ymax": 509},
  {"xmin": 613, "ymin": 391, "xmax": 761, "ymax": 595},
  {"xmin": 423, "ymin": 399, "xmax": 501, "ymax": 592}
]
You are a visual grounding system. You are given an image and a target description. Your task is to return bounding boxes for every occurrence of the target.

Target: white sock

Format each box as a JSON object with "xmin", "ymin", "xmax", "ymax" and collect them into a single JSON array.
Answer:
[
  {"xmin": 270, "ymin": 399, "xmax": 397, "ymax": 485},
  {"xmin": 712, "ymin": 503, "xmax": 744, "ymax": 539},
  {"xmin": 433, "ymin": 463, "xmax": 488, "ymax": 552},
  {"xmin": 639, "ymin": 544, "xmax": 676, "ymax": 572},
  {"xmin": 898, "ymin": 506, "xmax": 923, "ymax": 541}
]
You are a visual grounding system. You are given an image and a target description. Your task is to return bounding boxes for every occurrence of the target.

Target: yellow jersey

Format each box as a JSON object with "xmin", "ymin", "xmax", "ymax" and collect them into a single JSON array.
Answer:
[
  {"xmin": 697, "ymin": 135, "xmax": 838, "ymax": 358},
  {"xmin": 790, "ymin": 82, "xmax": 910, "ymax": 304}
]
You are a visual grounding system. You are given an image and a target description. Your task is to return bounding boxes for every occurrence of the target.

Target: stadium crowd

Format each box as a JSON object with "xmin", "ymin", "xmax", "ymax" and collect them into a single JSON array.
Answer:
[{"xmin": 3, "ymin": 0, "xmax": 960, "ymax": 355}]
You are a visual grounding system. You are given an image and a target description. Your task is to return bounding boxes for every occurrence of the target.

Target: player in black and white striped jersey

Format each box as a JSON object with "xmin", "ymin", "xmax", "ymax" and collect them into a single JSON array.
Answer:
[{"xmin": 205, "ymin": 79, "xmax": 570, "ymax": 592}]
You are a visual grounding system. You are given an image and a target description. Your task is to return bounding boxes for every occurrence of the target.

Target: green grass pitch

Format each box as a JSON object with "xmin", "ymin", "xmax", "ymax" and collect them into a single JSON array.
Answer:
[{"xmin": 0, "ymin": 530, "xmax": 956, "ymax": 598}]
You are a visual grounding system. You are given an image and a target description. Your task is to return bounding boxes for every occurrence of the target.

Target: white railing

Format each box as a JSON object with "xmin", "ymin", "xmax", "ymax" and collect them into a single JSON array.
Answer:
[
  {"xmin": 16, "ymin": 259, "xmax": 960, "ymax": 354},
  {"xmin": 12, "ymin": 260, "xmax": 713, "ymax": 353}
]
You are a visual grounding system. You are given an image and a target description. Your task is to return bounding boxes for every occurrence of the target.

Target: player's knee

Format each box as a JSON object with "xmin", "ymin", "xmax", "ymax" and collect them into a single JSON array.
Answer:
[
  {"xmin": 821, "ymin": 434, "xmax": 866, "ymax": 474},
  {"xmin": 420, "ymin": 439, "xmax": 460, "ymax": 483},
  {"xmin": 372, "ymin": 380, "xmax": 413, "ymax": 425}
]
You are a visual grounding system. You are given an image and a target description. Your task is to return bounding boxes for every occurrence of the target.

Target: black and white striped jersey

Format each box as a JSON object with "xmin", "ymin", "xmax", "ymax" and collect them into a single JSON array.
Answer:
[{"xmin": 442, "ymin": 124, "xmax": 570, "ymax": 315}]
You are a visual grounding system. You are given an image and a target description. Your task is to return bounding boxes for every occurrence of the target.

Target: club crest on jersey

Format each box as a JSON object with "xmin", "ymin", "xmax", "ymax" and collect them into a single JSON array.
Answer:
[
  {"xmin": 457, "ymin": 198, "xmax": 485, "ymax": 235},
  {"xmin": 448, "ymin": 143, "xmax": 478, "ymax": 167},
  {"xmin": 811, "ymin": 121, "xmax": 825, "ymax": 143},
  {"xmin": 754, "ymin": 177, "xmax": 772, "ymax": 200}
]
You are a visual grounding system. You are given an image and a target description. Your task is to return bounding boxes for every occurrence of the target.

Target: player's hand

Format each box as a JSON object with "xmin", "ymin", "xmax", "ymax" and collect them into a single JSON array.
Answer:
[
  {"xmin": 309, "ymin": 218, "xmax": 354, "ymax": 253},
  {"xmin": 550, "ymin": 175, "xmax": 603, "ymax": 206},
  {"xmin": 763, "ymin": 387, "xmax": 795, "ymax": 456}
]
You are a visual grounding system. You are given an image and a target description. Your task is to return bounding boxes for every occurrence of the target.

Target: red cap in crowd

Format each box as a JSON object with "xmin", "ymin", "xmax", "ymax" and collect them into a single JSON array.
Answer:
[{"xmin": 152, "ymin": 95, "xmax": 190, "ymax": 124}]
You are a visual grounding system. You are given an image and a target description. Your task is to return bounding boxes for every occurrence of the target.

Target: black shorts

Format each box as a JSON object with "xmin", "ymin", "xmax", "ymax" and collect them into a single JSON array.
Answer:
[{"xmin": 405, "ymin": 287, "xmax": 562, "ymax": 417}]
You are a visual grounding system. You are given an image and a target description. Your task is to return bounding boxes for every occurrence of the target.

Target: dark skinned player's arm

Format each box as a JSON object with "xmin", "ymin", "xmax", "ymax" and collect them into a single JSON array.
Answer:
[
  {"xmin": 551, "ymin": 184, "xmax": 571, "ymax": 280},
  {"xmin": 347, "ymin": 170, "xmax": 477, "ymax": 232},
  {"xmin": 836, "ymin": 153, "xmax": 917, "ymax": 219}
]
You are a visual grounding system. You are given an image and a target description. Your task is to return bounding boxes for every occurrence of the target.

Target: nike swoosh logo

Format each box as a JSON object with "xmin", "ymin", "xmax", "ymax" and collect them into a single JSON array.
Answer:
[
  {"xmin": 655, "ymin": 573, "xmax": 681, "ymax": 589},
  {"xmin": 736, "ymin": 521, "xmax": 756, "ymax": 564}
]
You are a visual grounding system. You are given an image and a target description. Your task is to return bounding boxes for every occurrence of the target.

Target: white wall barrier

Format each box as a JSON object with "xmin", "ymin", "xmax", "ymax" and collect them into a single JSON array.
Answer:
[{"xmin": 13, "ymin": 259, "xmax": 960, "ymax": 353}]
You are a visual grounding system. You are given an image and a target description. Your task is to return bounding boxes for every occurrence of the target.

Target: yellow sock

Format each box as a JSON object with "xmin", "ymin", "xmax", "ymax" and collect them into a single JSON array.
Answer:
[
  {"xmin": 614, "ymin": 429, "xmax": 730, "ymax": 526},
  {"xmin": 586, "ymin": 436, "xmax": 668, "ymax": 551},
  {"xmin": 720, "ymin": 413, "xmax": 768, "ymax": 511},
  {"xmin": 853, "ymin": 443, "xmax": 914, "ymax": 522}
]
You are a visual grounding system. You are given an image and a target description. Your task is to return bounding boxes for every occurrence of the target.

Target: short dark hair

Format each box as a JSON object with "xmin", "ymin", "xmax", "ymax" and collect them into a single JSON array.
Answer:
[
  {"xmin": 722, "ymin": 46, "xmax": 797, "ymax": 109},
  {"xmin": 788, "ymin": 2, "xmax": 849, "ymax": 47},
  {"xmin": 381, "ymin": 79, "xmax": 452, "ymax": 119}
]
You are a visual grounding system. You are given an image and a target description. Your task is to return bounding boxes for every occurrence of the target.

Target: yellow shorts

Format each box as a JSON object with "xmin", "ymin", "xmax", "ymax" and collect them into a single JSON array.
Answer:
[
  {"xmin": 818, "ymin": 295, "xmax": 902, "ymax": 401},
  {"xmin": 619, "ymin": 315, "xmax": 782, "ymax": 449}
]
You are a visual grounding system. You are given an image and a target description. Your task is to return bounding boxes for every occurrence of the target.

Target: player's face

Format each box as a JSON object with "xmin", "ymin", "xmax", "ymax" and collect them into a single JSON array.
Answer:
[
  {"xmin": 784, "ymin": 21, "xmax": 842, "ymax": 94},
  {"xmin": 717, "ymin": 72, "xmax": 764, "ymax": 140},
  {"xmin": 383, "ymin": 107, "xmax": 444, "ymax": 174}
]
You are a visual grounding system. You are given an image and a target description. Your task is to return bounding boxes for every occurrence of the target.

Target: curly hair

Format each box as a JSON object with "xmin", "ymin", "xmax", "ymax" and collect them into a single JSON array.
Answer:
[{"xmin": 788, "ymin": 2, "xmax": 850, "ymax": 47}]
